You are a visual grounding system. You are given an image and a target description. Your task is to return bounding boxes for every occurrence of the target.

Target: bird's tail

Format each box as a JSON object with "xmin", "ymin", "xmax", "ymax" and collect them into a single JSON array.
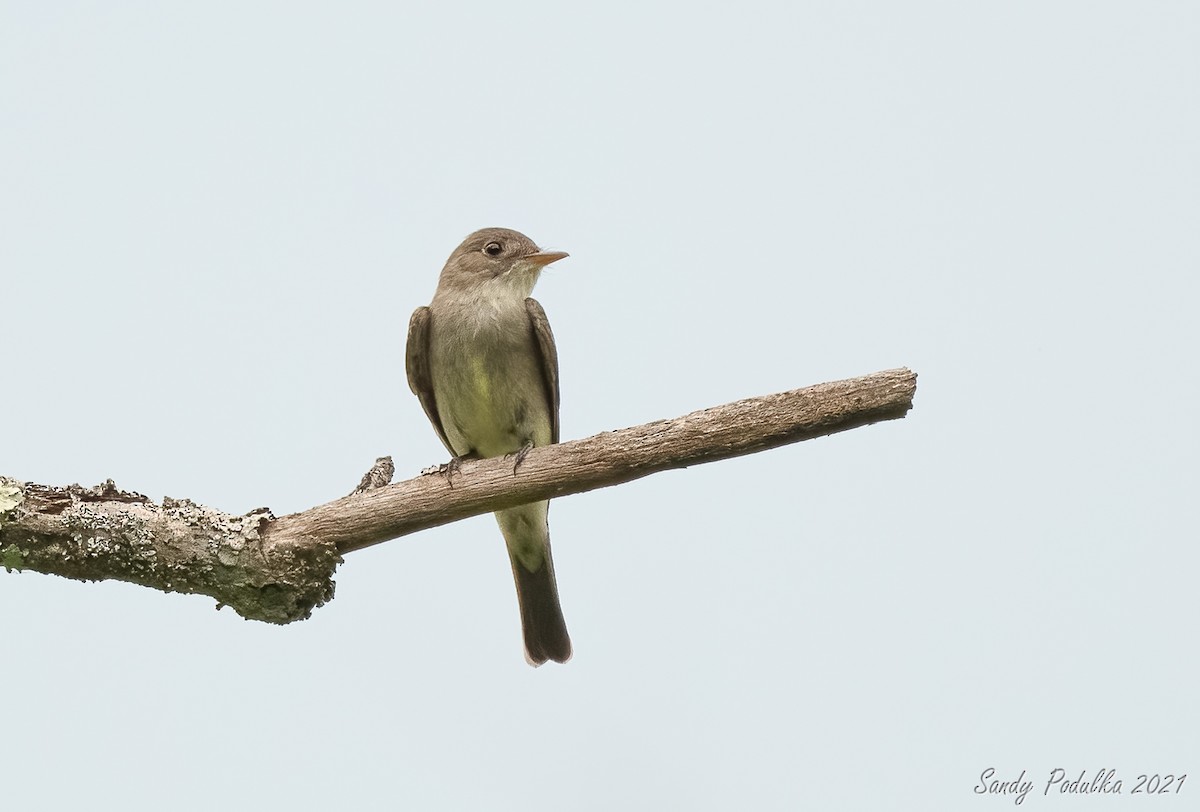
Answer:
[{"xmin": 495, "ymin": 502, "xmax": 572, "ymax": 666}]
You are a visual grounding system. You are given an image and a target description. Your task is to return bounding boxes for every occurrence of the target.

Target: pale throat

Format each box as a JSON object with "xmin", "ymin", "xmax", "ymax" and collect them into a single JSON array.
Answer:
[
  {"xmin": 486, "ymin": 262, "xmax": 540, "ymax": 300},
  {"xmin": 453, "ymin": 267, "xmax": 538, "ymax": 327}
]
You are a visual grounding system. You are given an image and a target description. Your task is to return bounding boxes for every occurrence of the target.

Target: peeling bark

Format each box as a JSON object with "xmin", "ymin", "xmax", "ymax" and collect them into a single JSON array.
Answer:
[{"xmin": 0, "ymin": 480, "xmax": 338, "ymax": 623}]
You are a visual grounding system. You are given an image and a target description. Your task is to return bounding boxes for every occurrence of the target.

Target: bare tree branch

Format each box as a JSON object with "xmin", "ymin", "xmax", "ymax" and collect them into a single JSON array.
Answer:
[{"xmin": 1, "ymin": 367, "xmax": 916, "ymax": 624}]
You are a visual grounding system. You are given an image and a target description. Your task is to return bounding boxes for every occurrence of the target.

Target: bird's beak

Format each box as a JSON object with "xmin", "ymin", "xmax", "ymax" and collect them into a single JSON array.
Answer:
[{"xmin": 523, "ymin": 250, "xmax": 569, "ymax": 268}]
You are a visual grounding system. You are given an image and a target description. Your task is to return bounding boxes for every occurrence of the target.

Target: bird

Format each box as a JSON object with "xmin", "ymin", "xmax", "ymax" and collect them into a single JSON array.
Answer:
[{"xmin": 406, "ymin": 227, "xmax": 572, "ymax": 665}]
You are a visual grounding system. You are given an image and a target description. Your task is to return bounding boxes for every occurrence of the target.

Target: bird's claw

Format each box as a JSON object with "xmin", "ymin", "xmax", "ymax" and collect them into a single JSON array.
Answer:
[
  {"xmin": 506, "ymin": 441, "xmax": 535, "ymax": 476},
  {"xmin": 438, "ymin": 455, "xmax": 471, "ymax": 488}
]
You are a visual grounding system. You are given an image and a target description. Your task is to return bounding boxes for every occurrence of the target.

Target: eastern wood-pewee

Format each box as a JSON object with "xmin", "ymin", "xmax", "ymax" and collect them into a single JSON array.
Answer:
[{"xmin": 406, "ymin": 227, "xmax": 572, "ymax": 665}]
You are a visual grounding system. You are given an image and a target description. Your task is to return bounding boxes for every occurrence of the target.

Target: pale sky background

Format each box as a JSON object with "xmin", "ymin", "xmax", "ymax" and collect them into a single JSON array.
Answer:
[{"xmin": 2, "ymin": 2, "xmax": 1197, "ymax": 809}]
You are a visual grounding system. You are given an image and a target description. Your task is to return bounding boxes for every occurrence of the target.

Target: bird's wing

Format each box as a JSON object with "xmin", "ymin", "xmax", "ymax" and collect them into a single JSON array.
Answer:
[
  {"xmin": 405, "ymin": 306, "xmax": 454, "ymax": 454},
  {"xmin": 525, "ymin": 297, "xmax": 560, "ymax": 445}
]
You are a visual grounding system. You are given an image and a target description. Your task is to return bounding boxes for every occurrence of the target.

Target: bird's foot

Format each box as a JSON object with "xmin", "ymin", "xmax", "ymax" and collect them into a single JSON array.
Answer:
[
  {"xmin": 506, "ymin": 441, "xmax": 535, "ymax": 476},
  {"xmin": 437, "ymin": 454, "xmax": 476, "ymax": 488}
]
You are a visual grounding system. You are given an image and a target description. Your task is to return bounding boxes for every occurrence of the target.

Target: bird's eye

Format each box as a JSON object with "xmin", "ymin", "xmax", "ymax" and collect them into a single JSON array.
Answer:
[{"xmin": 483, "ymin": 241, "xmax": 503, "ymax": 256}]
